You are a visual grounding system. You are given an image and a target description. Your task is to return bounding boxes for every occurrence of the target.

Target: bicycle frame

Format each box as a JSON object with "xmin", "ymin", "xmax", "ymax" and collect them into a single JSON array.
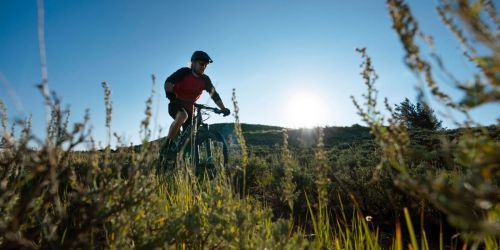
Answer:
[{"xmin": 170, "ymin": 104, "xmax": 224, "ymax": 165}]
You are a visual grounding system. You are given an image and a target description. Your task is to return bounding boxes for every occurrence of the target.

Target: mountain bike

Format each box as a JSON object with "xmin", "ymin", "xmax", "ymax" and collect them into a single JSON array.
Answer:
[{"xmin": 157, "ymin": 103, "xmax": 229, "ymax": 178}]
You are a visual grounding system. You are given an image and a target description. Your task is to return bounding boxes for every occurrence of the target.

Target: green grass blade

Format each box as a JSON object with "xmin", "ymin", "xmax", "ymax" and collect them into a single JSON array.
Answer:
[{"xmin": 404, "ymin": 207, "xmax": 419, "ymax": 250}]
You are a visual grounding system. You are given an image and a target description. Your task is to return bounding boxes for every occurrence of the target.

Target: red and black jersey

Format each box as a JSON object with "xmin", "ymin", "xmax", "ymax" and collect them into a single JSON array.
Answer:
[{"xmin": 164, "ymin": 67, "xmax": 221, "ymax": 112}]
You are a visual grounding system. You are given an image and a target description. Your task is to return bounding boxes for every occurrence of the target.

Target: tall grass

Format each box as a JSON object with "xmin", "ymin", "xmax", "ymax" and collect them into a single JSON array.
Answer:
[
  {"xmin": 1, "ymin": 0, "xmax": 499, "ymax": 248},
  {"xmin": 1, "ymin": 82, "xmax": 463, "ymax": 249},
  {"xmin": 353, "ymin": 0, "xmax": 500, "ymax": 241},
  {"xmin": 232, "ymin": 88, "xmax": 248, "ymax": 198},
  {"xmin": 1, "ymin": 43, "xmax": 497, "ymax": 250}
]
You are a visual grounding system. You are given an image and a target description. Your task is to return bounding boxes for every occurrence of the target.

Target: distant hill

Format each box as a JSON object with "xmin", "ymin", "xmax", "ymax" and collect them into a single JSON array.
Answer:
[
  {"xmin": 134, "ymin": 123, "xmax": 500, "ymax": 150},
  {"xmin": 210, "ymin": 123, "xmax": 373, "ymax": 148},
  {"xmin": 144, "ymin": 123, "xmax": 498, "ymax": 151},
  {"xmin": 210, "ymin": 123, "xmax": 500, "ymax": 148}
]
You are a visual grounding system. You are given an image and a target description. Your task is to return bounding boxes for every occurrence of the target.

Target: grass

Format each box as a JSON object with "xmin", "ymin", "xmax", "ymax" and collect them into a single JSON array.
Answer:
[
  {"xmin": 2, "ymin": 94, "xmax": 497, "ymax": 249},
  {"xmin": 1, "ymin": 1, "xmax": 498, "ymax": 248},
  {"xmin": 1, "ymin": 62, "xmax": 499, "ymax": 249},
  {"xmin": 1, "ymin": 74, "xmax": 498, "ymax": 248}
]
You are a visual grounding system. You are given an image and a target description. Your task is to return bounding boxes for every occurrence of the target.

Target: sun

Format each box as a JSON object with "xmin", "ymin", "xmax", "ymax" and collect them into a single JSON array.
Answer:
[{"xmin": 285, "ymin": 91, "xmax": 327, "ymax": 128}]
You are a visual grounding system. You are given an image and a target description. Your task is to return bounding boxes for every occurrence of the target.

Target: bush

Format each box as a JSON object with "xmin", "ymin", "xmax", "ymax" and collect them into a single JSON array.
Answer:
[{"xmin": 352, "ymin": 0, "xmax": 500, "ymax": 240}]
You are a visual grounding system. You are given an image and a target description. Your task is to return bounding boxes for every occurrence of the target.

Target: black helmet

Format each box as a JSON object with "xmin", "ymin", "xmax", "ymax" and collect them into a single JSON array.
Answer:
[{"xmin": 191, "ymin": 51, "xmax": 213, "ymax": 63}]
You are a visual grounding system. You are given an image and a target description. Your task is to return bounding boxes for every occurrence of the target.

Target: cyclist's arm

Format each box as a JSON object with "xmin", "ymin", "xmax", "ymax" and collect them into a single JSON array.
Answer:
[
  {"xmin": 164, "ymin": 82, "xmax": 176, "ymax": 100},
  {"xmin": 203, "ymin": 76, "xmax": 230, "ymax": 114},
  {"xmin": 164, "ymin": 67, "xmax": 191, "ymax": 100},
  {"xmin": 203, "ymin": 75, "xmax": 222, "ymax": 104},
  {"xmin": 165, "ymin": 82, "xmax": 174, "ymax": 92},
  {"xmin": 214, "ymin": 99, "xmax": 227, "ymax": 110}
]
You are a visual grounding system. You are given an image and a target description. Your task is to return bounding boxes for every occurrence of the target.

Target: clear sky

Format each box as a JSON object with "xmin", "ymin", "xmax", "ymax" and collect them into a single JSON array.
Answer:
[{"xmin": 1, "ymin": 0, "xmax": 498, "ymax": 147}]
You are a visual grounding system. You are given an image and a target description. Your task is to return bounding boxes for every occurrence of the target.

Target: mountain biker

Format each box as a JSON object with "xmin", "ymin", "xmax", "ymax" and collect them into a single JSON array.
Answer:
[{"xmin": 164, "ymin": 50, "xmax": 230, "ymax": 149}]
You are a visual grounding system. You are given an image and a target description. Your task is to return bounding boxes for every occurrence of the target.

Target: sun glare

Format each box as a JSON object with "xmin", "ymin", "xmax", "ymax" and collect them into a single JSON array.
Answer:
[{"xmin": 285, "ymin": 91, "xmax": 327, "ymax": 128}]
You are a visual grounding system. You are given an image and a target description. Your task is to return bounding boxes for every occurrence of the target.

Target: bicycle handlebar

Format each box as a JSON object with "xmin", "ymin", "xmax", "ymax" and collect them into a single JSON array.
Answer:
[{"xmin": 194, "ymin": 103, "xmax": 223, "ymax": 114}]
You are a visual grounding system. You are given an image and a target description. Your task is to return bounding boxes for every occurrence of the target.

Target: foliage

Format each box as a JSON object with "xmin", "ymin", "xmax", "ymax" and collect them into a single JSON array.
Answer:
[
  {"xmin": 1, "ymin": 0, "xmax": 499, "ymax": 248},
  {"xmin": 1, "ymin": 85, "xmax": 454, "ymax": 249},
  {"xmin": 352, "ymin": 0, "xmax": 500, "ymax": 243},
  {"xmin": 0, "ymin": 89, "xmax": 154, "ymax": 248},
  {"xmin": 2, "ymin": 86, "xmax": 499, "ymax": 249},
  {"xmin": 394, "ymin": 98, "xmax": 443, "ymax": 131}
]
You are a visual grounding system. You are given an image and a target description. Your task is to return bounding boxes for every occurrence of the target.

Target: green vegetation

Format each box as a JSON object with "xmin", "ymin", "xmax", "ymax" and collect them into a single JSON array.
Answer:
[
  {"xmin": 394, "ymin": 98, "xmax": 443, "ymax": 131},
  {"xmin": 352, "ymin": 0, "xmax": 499, "ymax": 246},
  {"xmin": 1, "ymin": 0, "xmax": 499, "ymax": 249},
  {"xmin": 1, "ymin": 92, "xmax": 498, "ymax": 248},
  {"xmin": 0, "ymin": 94, "xmax": 407, "ymax": 249}
]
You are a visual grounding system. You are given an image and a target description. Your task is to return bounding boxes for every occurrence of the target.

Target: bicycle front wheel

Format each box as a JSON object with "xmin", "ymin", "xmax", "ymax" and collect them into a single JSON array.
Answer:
[{"xmin": 194, "ymin": 130, "xmax": 228, "ymax": 178}]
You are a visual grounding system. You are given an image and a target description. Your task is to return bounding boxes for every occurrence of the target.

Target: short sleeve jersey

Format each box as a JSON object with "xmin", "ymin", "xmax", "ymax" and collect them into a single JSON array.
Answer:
[{"xmin": 165, "ymin": 67, "xmax": 221, "ymax": 112}]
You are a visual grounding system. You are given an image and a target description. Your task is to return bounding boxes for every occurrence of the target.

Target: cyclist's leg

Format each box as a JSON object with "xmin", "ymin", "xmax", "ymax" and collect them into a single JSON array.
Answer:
[
  {"xmin": 181, "ymin": 112, "xmax": 193, "ymax": 131},
  {"xmin": 167, "ymin": 102, "xmax": 189, "ymax": 143},
  {"xmin": 158, "ymin": 103, "xmax": 189, "ymax": 173}
]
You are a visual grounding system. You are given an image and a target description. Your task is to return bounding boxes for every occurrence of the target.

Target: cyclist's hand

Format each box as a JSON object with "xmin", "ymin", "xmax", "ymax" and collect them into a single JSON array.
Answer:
[{"xmin": 222, "ymin": 108, "xmax": 231, "ymax": 117}]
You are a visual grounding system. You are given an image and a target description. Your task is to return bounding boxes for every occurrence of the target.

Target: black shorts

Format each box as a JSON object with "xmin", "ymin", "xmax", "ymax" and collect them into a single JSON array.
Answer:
[{"xmin": 168, "ymin": 102, "xmax": 192, "ymax": 129}]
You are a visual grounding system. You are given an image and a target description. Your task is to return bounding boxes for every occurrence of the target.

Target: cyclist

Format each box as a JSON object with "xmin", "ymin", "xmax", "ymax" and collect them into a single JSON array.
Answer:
[{"xmin": 164, "ymin": 50, "xmax": 230, "ymax": 149}]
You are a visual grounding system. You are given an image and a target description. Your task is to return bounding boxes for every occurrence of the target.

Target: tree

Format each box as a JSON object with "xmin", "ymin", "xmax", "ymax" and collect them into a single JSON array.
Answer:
[{"xmin": 394, "ymin": 98, "xmax": 442, "ymax": 130}]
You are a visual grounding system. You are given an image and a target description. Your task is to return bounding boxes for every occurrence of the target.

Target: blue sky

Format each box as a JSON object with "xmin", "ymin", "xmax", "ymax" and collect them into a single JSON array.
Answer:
[{"xmin": 1, "ymin": 0, "xmax": 498, "ymax": 147}]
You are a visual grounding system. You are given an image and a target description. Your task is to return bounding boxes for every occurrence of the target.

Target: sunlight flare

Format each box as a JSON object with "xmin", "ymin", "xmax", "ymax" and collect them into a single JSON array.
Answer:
[{"xmin": 285, "ymin": 90, "xmax": 327, "ymax": 128}]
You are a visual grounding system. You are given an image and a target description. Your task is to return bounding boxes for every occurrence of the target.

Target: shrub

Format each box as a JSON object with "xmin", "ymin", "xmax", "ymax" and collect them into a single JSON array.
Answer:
[{"xmin": 352, "ymin": 0, "xmax": 500, "ymax": 241}]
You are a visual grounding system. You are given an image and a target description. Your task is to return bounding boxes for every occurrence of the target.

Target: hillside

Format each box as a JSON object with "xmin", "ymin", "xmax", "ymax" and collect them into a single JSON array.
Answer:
[
  {"xmin": 141, "ymin": 123, "xmax": 498, "ymax": 154},
  {"xmin": 210, "ymin": 123, "xmax": 373, "ymax": 147}
]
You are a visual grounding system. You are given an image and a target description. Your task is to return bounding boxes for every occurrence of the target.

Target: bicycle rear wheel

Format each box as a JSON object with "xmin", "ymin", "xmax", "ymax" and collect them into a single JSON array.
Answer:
[{"xmin": 194, "ymin": 130, "xmax": 228, "ymax": 178}]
